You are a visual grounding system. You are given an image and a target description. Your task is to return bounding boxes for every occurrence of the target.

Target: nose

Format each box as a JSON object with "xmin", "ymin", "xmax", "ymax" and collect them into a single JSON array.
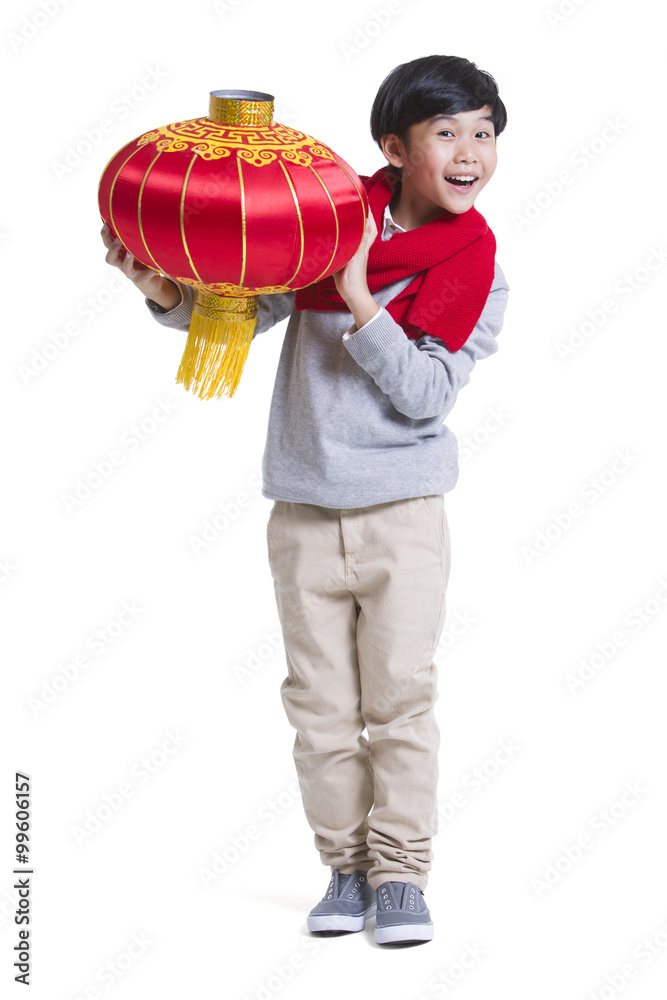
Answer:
[{"xmin": 453, "ymin": 138, "xmax": 477, "ymax": 162}]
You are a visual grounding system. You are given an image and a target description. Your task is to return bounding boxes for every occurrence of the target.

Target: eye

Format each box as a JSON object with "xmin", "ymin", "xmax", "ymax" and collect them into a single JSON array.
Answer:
[
  {"xmin": 438, "ymin": 129, "xmax": 454, "ymax": 137},
  {"xmin": 476, "ymin": 130, "xmax": 492, "ymax": 138}
]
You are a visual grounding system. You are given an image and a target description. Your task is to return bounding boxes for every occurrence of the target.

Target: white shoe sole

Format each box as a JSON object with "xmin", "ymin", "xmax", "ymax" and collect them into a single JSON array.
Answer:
[
  {"xmin": 307, "ymin": 904, "xmax": 377, "ymax": 933},
  {"xmin": 375, "ymin": 921, "xmax": 434, "ymax": 944}
]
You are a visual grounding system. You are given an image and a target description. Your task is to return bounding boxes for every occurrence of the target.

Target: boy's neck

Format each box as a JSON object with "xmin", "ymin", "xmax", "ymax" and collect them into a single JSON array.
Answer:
[{"xmin": 389, "ymin": 179, "xmax": 447, "ymax": 232}]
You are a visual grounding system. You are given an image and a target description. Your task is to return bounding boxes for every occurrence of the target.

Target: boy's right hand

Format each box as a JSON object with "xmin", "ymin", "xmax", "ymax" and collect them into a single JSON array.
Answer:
[{"xmin": 101, "ymin": 223, "xmax": 182, "ymax": 311}]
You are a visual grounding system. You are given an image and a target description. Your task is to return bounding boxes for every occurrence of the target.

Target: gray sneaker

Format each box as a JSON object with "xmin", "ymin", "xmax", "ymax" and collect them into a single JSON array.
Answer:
[
  {"xmin": 307, "ymin": 870, "xmax": 376, "ymax": 933},
  {"xmin": 374, "ymin": 880, "xmax": 434, "ymax": 944}
]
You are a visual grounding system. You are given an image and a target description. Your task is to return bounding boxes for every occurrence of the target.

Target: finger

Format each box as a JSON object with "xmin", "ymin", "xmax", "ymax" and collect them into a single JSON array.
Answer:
[
  {"xmin": 361, "ymin": 215, "xmax": 376, "ymax": 245},
  {"xmin": 100, "ymin": 223, "xmax": 115, "ymax": 249},
  {"xmin": 104, "ymin": 233, "xmax": 123, "ymax": 255},
  {"xmin": 104, "ymin": 242, "xmax": 123, "ymax": 267},
  {"xmin": 120, "ymin": 249, "xmax": 138, "ymax": 277},
  {"xmin": 124, "ymin": 250, "xmax": 150, "ymax": 275}
]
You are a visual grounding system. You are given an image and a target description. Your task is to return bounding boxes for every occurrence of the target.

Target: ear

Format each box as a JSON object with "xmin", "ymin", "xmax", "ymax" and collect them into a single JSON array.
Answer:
[{"xmin": 379, "ymin": 134, "xmax": 406, "ymax": 169}]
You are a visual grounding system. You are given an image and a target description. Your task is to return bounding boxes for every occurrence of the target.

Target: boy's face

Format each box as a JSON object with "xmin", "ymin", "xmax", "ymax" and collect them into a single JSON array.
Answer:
[{"xmin": 381, "ymin": 106, "xmax": 498, "ymax": 224}]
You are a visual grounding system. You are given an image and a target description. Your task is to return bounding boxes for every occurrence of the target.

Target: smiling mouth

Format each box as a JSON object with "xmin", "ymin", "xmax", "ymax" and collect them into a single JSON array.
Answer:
[{"xmin": 445, "ymin": 175, "xmax": 478, "ymax": 188}]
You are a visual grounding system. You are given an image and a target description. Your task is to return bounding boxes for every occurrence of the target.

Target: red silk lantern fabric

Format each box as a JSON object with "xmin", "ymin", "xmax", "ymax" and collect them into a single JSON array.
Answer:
[{"xmin": 98, "ymin": 95, "xmax": 369, "ymax": 301}]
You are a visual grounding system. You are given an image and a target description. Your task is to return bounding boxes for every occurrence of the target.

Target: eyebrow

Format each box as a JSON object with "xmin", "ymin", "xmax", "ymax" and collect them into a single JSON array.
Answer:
[{"xmin": 429, "ymin": 114, "xmax": 494, "ymax": 124}]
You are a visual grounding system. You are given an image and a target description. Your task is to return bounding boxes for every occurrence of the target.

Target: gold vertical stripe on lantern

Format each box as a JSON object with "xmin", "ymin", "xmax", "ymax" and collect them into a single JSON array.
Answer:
[
  {"xmin": 180, "ymin": 155, "xmax": 204, "ymax": 283},
  {"xmin": 308, "ymin": 165, "xmax": 340, "ymax": 284},
  {"xmin": 138, "ymin": 152, "xmax": 166, "ymax": 273},
  {"xmin": 175, "ymin": 91, "xmax": 274, "ymax": 400},
  {"xmin": 237, "ymin": 158, "xmax": 247, "ymax": 286},
  {"xmin": 278, "ymin": 161, "xmax": 305, "ymax": 287}
]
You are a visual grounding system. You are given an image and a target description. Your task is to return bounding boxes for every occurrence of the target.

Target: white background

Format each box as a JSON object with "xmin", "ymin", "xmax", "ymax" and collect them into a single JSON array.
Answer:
[{"xmin": 2, "ymin": 0, "xmax": 666, "ymax": 997}]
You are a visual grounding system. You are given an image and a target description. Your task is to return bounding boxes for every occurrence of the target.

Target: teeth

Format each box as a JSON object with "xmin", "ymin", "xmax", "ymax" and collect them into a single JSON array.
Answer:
[{"xmin": 446, "ymin": 175, "xmax": 476, "ymax": 182}]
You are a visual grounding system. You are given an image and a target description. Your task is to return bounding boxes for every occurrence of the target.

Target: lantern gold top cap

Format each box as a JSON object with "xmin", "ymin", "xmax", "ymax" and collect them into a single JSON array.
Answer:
[
  {"xmin": 209, "ymin": 89, "xmax": 274, "ymax": 127},
  {"xmin": 210, "ymin": 89, "xmax": 274, "ymax": 102}
]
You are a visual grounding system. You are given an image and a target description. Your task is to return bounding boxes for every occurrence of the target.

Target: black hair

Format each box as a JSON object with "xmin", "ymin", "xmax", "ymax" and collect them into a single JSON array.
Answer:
[{"xmin": 370, "ymin": 55, "xmax": 507, "ymax": 176}]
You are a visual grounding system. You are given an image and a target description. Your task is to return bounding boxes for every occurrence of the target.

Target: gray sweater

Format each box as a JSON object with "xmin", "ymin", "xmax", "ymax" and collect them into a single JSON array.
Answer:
[{"xmin": 146, "ymin": 258, "xmax": 509, "ymax": 509}]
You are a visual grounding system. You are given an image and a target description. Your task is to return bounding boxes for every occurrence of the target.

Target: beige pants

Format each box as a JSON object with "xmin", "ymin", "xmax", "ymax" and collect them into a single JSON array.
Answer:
[{"xmin": 267, "ymin": 494, "xmax": 451, "ymax": 892}]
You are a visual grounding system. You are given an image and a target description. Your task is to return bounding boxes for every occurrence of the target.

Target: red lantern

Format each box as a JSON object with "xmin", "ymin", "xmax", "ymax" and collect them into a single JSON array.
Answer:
[{"xmin": 98, "ymin": 89, "xmax": 368, "ymax": 398}]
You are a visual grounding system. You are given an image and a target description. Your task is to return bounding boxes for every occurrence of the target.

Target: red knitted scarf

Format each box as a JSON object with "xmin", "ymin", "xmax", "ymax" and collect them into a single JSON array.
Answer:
[{"xmin": 294, "ymin": 165, "xmax": 496, "ymax": 351}]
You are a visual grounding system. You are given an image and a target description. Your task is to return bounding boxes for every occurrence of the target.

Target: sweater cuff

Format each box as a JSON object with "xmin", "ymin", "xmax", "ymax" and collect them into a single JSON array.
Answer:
[
  {"xmin": 145, "ymin": 283, "xmax": 193, "ymax": 327},
  {"xmin": 342, "ymin": 307, "xmax": 407, "ymax": 365},
  {"xmin": 342, "ymin": 305, "xmax": 383, "ymax": 340}
]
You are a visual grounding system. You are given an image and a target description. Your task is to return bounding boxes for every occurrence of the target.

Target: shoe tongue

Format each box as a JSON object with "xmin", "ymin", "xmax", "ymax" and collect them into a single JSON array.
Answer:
[{"xmin": 389, "ymin": 881, "xmax": 407, "ymax": 905}]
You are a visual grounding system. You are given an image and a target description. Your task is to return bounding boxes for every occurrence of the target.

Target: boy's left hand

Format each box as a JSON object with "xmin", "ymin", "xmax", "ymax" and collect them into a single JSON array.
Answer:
[{"xmin": 332, "ymin": 211, "xmax": 378, "ymax": 306}]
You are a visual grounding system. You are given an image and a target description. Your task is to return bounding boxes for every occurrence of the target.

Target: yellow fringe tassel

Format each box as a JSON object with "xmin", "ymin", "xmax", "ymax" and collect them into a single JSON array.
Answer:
[{"xmin": 176, "ymin": 293, "xmax": 258, "ymax": 400}]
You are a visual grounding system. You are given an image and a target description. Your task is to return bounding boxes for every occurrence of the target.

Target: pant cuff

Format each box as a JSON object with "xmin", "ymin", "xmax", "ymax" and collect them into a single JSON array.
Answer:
[{"xmin": 367, "ymin": 872, "xmax": 429, "ymax": 892}]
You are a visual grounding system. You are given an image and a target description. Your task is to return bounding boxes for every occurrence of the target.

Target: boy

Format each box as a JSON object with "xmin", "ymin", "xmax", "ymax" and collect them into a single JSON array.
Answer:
[{"xmin": 101, "ymin": 54, "xmax": 509, "ymax": 945}]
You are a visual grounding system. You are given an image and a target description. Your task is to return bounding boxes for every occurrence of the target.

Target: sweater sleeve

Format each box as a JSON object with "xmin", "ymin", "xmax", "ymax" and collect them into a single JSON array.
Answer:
[
  {"xmin": 342, "ymin": 262, "xmax": 510, "ymax": 420},
  {"xmin": 144, "ymin": 282, "xmax": 296, "ymax": 338}
]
